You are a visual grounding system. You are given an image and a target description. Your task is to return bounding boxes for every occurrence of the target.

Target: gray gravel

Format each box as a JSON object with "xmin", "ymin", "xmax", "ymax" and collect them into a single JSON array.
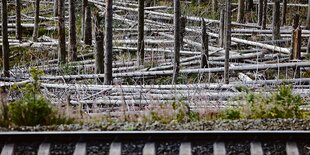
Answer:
[
  {"xmin": 262, "ymin": 141, "xmax": 286, "ymax": 155},
  {"xmin": 121, "ymin": 142, "xmax": 144, "ymax": 155},
  {"xmin": 226, "ymin": 141, "xmax": 250, "ymax": 155},
  {"xmin": 50, "ymin": 143, "xmax": 75, "ymax": 155},
  {"xmin": 87, "ymin": 142, "xmax": 110, "ymax": 155},
  {"xmin": 4, "ymin": 119, "xmax": 310, "ymax": 131},
  {"xmin": 156, "ymin": 142, "xmax": 180, "ymax": 155},
  {"xmin": 14, "ymin": 143, "xmax": 39, "ymax": 155},
  {"xmin": 298, "ymin": 142, "xmax": 310, "ymax": 155},
  {"xmin": 191, "ymin": 142, "xmax": 213, "ymax": 155}
]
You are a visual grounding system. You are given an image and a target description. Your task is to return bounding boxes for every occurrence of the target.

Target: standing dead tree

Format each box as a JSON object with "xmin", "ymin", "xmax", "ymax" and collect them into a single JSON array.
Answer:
[
  {"xmin": 32, "ymin": 0, "xmax": 40, "ymax": 42},
  {"xmin": 281, "ymin": 0, "xmax": 287, "ymax": 26},
  {"xmin": 137, "ymin": 0, "xmax": 145, "ymax": 66},
  {"xmin": 104, "ymin": 0, "xmax": 113, "ymax": 85},
  {"xmin": 172, "ymin": 0, "xmax": 181, "ymax": 84},
  {"xmin": 224, "ymin": 0, "xmax": 231, "ymax": 84},
  {"xmin": 237, "ymin": 0, "xmax": 245, "ymax": 23},
  {"xmin": 94, "ymin": 11, "xmax": 104, "ymax": 84},
  {"xmin": 200, "ymin": 19, "xmax": 208, "ymax": 68},
  {"xmin": 53, "ymin": 0, "xmax": 58, "ymax": 17},
  {"xmin": 261, "ymin": 0, "xmax": 267, "ymax": 29},
  {"xmin": 82, "ymin": 0, "xmax": 88, "ymax": 40},
  {"xmin": 257, "ymin": 0, "xmax": 263, "ymax": 26},
  {"xmin": 69, "ymin": 0, "xmax": 77, "ymax": 61},
  {"xmin": 58, "ymin": 0, "xmax": 66, "ymax": 64},
  {"xmin": 84, "ymin": 6, "xmax": 92, "ymax": 45},
  {"xmin": 272, "ymin": 0, "xmax": 281, "ymax": 40},
  {"xmin": 2, "ymin": 0, "xmax": 10, "ymax": 77},
  {"xmin": 15, "ymin": 0, "xmax": 22, "ymax": 41},
  {"xmin": 291, "ymin": 16, "xmax": 301, "ymax": 78},
  {"xmin": 180, "ymin": 16, "xmax": 187, "ymax": 49},
  {"xmin": 307, "ymin": 0, "xmax": 310, "ymax": 30},
  {"xmin": 219, "ymin": 9, "xmax": 224, "ymax": 47}
]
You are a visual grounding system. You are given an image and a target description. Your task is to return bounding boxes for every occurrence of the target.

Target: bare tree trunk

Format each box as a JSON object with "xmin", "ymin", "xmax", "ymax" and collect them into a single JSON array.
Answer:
[
  {"xmin": 172, "ymin": 0, "xmax": 180, "ymax": 84},
  {"xmin": 58, "ymin": 0, "xmax": 66, "ymax": 64},
  {"xmin": 306, "ymin": 0, "xmax": 310, "ymax": 30},
  {"xmin": 104, "ymin": 0, "xmax": 113, "ymax": 85},
  {"xmin": 200, "ymin": 19, "xmax": 208, "ymax": 68},
  {"xmin": 2, "ymin": 0, "xmax": 10, "ymax": 77},
  {"xmin": 224, "ymin": 0, "xmax": 231, "ymax": 84},
  {"xmin": 291, "ymin": 26, "xmax": 301, "ymax": 78},
  {"xmin": 272, "ymin": 0, "xmax": 281, "ymax": 40},
  {"xmin": 237, "ymin": 0, "xmax": 245, "ymax": 23},
  {"xmin": 281, "ymin": 0, "xmax": 287, "ymax": 26},
  {"xmin": 15, "ymin": 0, "xmax": 22, "ymax": 41},
  {"xmin": 308, "ymin": 37, "xmax": 310, "ymax": 54},
  {"xmin": 257, "ymin": 0, "xmax": 263, "ymax": 26},
  {"xmin": 53, "ymin": 0, "xmax": 58, "ymax": 17},
  {"xmin": 212, "ymin": 0, "xmax": 218, "ymax": 14},
  {"xmin": 180, "ymin": 16, "xmax": 186, "ymax": 49},
  {"xmin": 292, "ymin": 14, "xmax": 299, "ymax": 30},
  {"xmin": 32, "ymin": 0, "xmax": 40, "ymax": 42},
  {"xmin": 261, "ymin": 0, "xmax": 267, "ymax": 29},
  {"xmin": 82, "ymin": 0, "xmax": 88, "ymax": 40},
  {"xmin": 219, "ymin": 9, "xmax": 224, "ymax": 47},
  {"xmin": 84, "ymin": 6, "xmax": 92, "ymax": 45},
  {"xmin": 137, "ymin": 0, "xmax": 144, "ymax": 66},
  {"xmin": 94, "ymin": 12, "xmax": 104, "ymax": 84},
  {"xmin": 69, "ymin": 0, "xmax": 77, "ymax": 61}
]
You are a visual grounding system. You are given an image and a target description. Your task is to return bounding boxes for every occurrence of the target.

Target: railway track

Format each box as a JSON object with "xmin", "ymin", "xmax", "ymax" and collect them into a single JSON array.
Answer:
[{"xmin": 0, "ymin": 131, "xmax": 309, "ymax": 155}]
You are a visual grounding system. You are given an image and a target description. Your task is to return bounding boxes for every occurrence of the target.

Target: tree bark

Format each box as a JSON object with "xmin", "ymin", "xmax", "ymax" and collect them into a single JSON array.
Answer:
[
  {"xmin": 281, "ymin": 0, "xmax": 287, "ymax": 26},
  {"xmin": 172, "ymin": 0, "xmax": 180, "ymax": 84},
  {"xmin": 137, "ymin": 0, "xmax": 145, "ymax": 66},
  {"xmin": 246, "ymin": 0, "xmax": 253, "ymax": 11},
  {"xmin": 104, "ymin": 0, "xmax": 113, "ymax": 85},
  {"xmin": 291, "ymin": 26, "xmax": 301, "ymax": 78},
  {"xmin": 237, "ymin": 0, "xmax": 245, "ymax": 23},
  {"xmin": 180, "ymin": 16, "xmax": 186, "ymax": 49},
  {"xmin": 15, "ymin": 0, "xmax": 22, "ymax": 41},
  {"xmin": 257, "ymin": 0, "xmax": 263, "ymax": 26},
  {"xmin": 2, "ymin": 0, "xmax": 10, "ymax": 77},
  {"xmin": 219, "ymin": 9, "xmax": 224, "ymax": 47},
  {"xmin": 84, "ymin": 6, "xmax": 92, "ymax": 45},
  {"xmin": 272, "ymin": 0, "xmax": 281, "ymax": 40},
  {"xmin": 224, "ymin": 0, "xmax": 231, "ymax": 84},
  {"xmin": 69, "ymin": 0, "xmax": 77, "ymax": 62},
  {"xmin": 58, "ymin": 0, "xmax": 66, "ymax": 64},
  {"xmin": 94, "ymin": 12, "xmax": 104, "ymax": 84},
  {"xmin": 308, "ymin": 37, "xmax": 310, "ymax": 54},
  {"xmin": 53, "ymin": 0, "xmax": 58, "ymax": 17},
  {"xmin": 200, "ymin": 19, "xmax": 208, "ymax": 68},
  {"xmin": 261, "ymin": 0, "xmax": 267, "ymax": 29},
  {"xmin": 82, "ymin": 0, "xmax": 88, "ymax": 40},
  {"xmin": 32, "ymin": 0, "xmax": 40, "ymax": 42},
  {"xmin": 306, "ymin": 0, "xmax": 310, "ymax": 29}
]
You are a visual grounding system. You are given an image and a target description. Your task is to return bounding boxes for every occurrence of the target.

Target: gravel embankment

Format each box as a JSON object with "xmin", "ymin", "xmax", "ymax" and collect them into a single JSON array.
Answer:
[{"xmin": 3, "ymin": 119, "xmax": 310, "ymax": 131}]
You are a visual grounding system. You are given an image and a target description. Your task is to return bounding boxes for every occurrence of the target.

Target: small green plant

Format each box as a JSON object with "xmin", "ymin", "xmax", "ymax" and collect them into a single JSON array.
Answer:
[
  {"xmin": 220, "ymin": 108, "xmax": 242, "ymax": 120},
  {"xmin": 8, "ymin": 68, "xmax": 74, "ymax": 126}
]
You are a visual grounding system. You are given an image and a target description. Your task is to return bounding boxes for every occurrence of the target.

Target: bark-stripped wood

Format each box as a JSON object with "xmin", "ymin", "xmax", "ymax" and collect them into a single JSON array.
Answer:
[
  {"xmin": 137, "ymin": 0, "xmax": 145, "ymax": 65},
  {"xmin": 84, "ymin": 6, "xmax": 92, "ymax": 45},
  {"xmin": 15, "ymin": 0, "xmax": 22, "ymax": 41},
  {"xmin": 104, "ymin": 0, "xmax": 113, "ymax": 85},
  {"xmin": 32, "ymin": 0, "xmax": 40, "ymax": 42},
  {"xmin": 69, "ymin": 0, "xmax": 77, "ymax": 62},
  {"xmin": 201, "ymin": 19, "xmax": 208, "ymax": 68},
  {"xmin": 272, "ymin": 0, "xmax": 281, "ymax": 40},
  {"xmin": 2, "ymin": 0, "xmax": 10, "ymax": 77},
  {"xmin": 172, "ymin": 0, "xmax": 181, "ymax": 84},
  {"xmin": 281, "ymin": 0, "xmax": 287, "ymax": 26},
  {"xmin": 58, "ymin": 0, "xmax": 66, "ymax": 64},
  {"xmin": 307, "ymin": 0, "xmax": 310, "ymax": 29},
  {"xmin": 224, "ymin": 0, "xmax": 231, "ymax": 84},
  {"xmin": 94, "ymin": 11, "xmax": 104, "ymax": 84},
  {"xmin": 237, "ymin": 0, "xmax": 245, "ymax": 23}
]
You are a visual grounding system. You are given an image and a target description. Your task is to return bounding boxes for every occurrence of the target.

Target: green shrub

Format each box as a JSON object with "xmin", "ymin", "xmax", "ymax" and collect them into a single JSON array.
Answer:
[
  {"xmin": 8, "ymin": 68, "xmax": 74, "ymax": 126},
  {"xmin": 220, "ymin": 108, "xmax": 242, "ymax": 120}
]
